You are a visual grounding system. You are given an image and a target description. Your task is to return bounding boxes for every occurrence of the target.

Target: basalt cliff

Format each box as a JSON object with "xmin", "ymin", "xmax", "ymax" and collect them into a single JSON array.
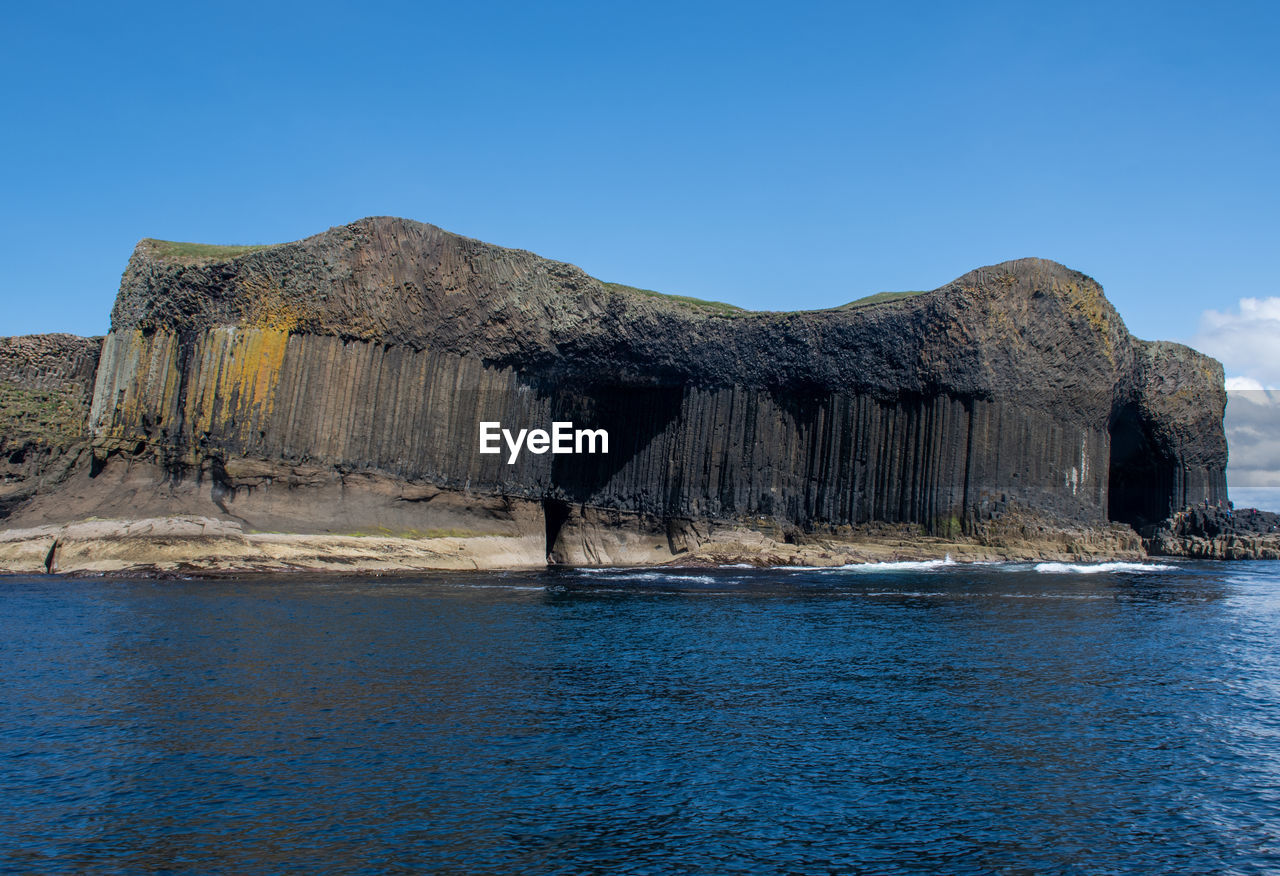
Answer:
[{"xmin": 0, "ymin": 217, "xmax": 1249, "ymax": 573}]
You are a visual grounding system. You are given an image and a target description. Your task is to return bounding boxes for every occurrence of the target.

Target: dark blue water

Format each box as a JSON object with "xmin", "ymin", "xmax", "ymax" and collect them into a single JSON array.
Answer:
[{"xmin": 3, "ymin": 560, "xmax": 1280, "ymax": 874}]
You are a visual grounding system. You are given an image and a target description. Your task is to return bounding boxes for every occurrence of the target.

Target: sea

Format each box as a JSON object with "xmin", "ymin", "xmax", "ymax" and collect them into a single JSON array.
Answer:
[{"xmin": 3, "ymin": 560, "xmax": 1279, "ymax": 874}]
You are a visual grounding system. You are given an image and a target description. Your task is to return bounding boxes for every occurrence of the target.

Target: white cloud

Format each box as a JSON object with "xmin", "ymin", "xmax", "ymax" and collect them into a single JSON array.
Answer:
[
  {"xmin": 1226, "ymin": 389, "xmax": 1280, "ymax": 489},
  {"xmin": 1225, "ymin": 376, "xmax": 1267, "ymax": 392},
  {"xmin": 1188, "ymin": 298, "xmax": 1280, "ymax": 505},
  {"xmin": 1194, "ymin": 297, "xmax": 1280, "ymax": 389}
]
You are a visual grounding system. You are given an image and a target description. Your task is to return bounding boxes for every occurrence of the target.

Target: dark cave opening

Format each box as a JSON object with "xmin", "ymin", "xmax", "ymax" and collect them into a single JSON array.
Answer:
[
  {"xmin": 543, "ymin": 498, "xmax": 571, "ymax": 564},
  {"xmin": 547, "ymin": 383, "xmax": 684, "ymax": 505},
  {"xmin": 1108, "ymin": 403, "xmax": 1177, "ymax": 530}
]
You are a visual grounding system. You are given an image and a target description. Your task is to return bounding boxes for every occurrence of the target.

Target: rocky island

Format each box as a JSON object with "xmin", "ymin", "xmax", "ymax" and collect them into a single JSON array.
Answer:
[{"xmin": 1, "ymin": 217, "xmax": 1274, "ymax": 573}]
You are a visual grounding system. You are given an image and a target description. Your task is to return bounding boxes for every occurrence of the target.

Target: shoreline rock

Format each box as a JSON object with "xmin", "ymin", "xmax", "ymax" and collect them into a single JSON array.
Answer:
[
  {"xmin": 0, "ymin": 508, "xmax": 1152, "ymax": 577},
  {"xmin": 1145, "ymin": 505, "xmax": 1280, "ymax": 560}
]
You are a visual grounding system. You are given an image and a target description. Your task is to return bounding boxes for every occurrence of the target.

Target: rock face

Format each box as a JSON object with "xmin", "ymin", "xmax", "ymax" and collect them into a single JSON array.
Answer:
[
  {"xmin": 0, "ymin": 217, "xmax": 1230, "ymax": 567},
  {"xmin": 0, "ymin": 334, "xmax": 102, "ymax": 517},
  {"xmin": 1146, "ymin": 505, "xmax": 1280, "ymax": 560}
]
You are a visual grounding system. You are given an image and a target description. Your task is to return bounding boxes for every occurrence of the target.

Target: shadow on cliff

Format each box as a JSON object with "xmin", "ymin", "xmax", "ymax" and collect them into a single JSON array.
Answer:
[
  {"xmin": 544, "ymin": 382, "xmax": 684, "ymax": 504},
  {"xmin": 1108, "ymin": 401, "xmax": 1180, "ymax": 530},
  {"xmin": 536, "ymin": 382, "xmax": 685, "ymax": 559}
]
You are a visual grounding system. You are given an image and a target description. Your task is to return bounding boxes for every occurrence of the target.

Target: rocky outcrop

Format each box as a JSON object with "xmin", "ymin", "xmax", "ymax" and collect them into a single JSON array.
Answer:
[
  {"xmin": 0, "ymin": 217, "xmax": 1232, "ymax": 569},
  {"xmin": 1146, "ymin": 505, "xmax": 1280, "ymax": 560},
  {"xmin": 1109, "ymin": 342, "xmax": 1232, "ymax": 528},
  {"xmin": 0, "ymin": 334, "xmax": 102, "ymax": 518}
]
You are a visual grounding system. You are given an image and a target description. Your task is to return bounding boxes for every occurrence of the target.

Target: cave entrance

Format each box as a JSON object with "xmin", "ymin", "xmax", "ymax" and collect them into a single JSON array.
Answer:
[
  {"xmin": 1108, "ymin": 403, "xmax": 1176, "ymax": 530},
  {"xmin": 543, "ymin": 498, "xmax": 571, "ymax": 565}
]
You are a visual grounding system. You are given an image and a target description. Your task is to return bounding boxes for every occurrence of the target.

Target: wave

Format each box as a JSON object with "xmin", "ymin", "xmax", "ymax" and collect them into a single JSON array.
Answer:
[
  {"xmin": 574, "ymin": 571, "xmax": 721, "ymax": 585},
  {"xmin": 1033, "ymin": 561, "xmax": 1176, "ymax": 574},
  {"xmin": 443, "ymin": 582, "xmax": 545, "ymax": 591},
  {"xmin": 780, "ymin": 556, "xmax": 958, "ymax": 572}
]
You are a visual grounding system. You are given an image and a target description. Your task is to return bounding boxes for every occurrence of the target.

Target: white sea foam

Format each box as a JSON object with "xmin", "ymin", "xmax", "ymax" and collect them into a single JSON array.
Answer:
[
  {"xmin": 590, "ymin": 571, "xmax": 721, "ymax": 585},
  {"xmin": 839, "ymin": 590, "xmax": 1117, "ymax": 600},
  {"xmin": 1033, "ymin": 561, "xmax": 1176, "ymax": 574},
  {"xmin": 781, "ymin": 556, "xmax": 958, "ymax": 572},
  {"xmin": 859, "ymin": 591, "xmax": 949, "ymax": 598},
  {"xmin": 444, "ymin": 583, "xmax": 545, "ymax": 591}
]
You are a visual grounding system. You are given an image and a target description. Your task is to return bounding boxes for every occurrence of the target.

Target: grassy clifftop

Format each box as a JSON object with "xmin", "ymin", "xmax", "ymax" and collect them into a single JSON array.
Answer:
[
  {"xmin": 144, "ymin": 240, "xmax": 281, "ymax": 265},
  {"xmin": 836, "ymin": 290, "xmax": 926, "ymax": 310},
  {"xmin": 602, "ymin": 282, "xmax": 745, "ymax": 315}
]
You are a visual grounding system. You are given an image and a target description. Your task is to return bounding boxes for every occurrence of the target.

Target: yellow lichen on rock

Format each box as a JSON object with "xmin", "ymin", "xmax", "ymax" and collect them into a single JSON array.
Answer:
[
  {"xmin": 184, "ymin": 327, "xmax": 291, "ymax": 441},
  {"xmin": 90, "ymin": 329, "xmax": 184, "ymax": 447},
  {"xmin": 238, "ymin": 274, "xmax": 309, "ymax": 333},
  {"xmin": 1060, "ymin": 280, "xmax": 1119, "ymax": 366},
  {"xmin": 90, "ymin": 324, "xmax": 293, "ymax": 455}
]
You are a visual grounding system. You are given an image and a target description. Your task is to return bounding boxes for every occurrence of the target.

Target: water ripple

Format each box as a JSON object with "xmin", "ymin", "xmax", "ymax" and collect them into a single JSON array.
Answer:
[{"xmin": 1, "ymin": 561, "xmax": 1278, "ymax": 873}]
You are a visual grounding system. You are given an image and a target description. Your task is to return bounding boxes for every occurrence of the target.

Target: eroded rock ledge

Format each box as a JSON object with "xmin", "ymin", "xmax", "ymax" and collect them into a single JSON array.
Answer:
[
  {"xmin": 1146, "ymin": 506, "xmax": 1280, "ymax": 560},
  {"xmin": 0, "ymin": 217, "xmax": 1236, "ymax": 572},
  {"xmin": 0, "ymin": 509, "xmax": 1145, "ymax": 576}
]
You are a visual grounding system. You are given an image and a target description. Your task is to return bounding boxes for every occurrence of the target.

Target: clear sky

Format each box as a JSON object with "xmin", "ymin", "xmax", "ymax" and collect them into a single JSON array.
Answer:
[{"xmin": 2, "ymin": 1, "xmax": 1276, "ymax": 367}]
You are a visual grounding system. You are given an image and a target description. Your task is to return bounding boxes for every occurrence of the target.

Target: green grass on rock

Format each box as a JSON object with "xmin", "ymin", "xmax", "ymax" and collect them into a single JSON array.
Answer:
[
  {"xmin": 146, "ymin": 240, "xmax": 279, "ymax": 264},
  {"xmin": 603, "ymin": 282, "xmax": 745, "ymax": 315}
]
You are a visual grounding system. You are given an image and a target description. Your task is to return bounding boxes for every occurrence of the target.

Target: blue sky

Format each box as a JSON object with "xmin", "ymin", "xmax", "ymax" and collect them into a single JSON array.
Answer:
[{"xmin": 2, "ymin": 1, "xmax": 1276, "ymax": 362}]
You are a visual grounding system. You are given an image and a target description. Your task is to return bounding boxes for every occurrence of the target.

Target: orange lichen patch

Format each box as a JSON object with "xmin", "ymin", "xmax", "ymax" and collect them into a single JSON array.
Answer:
[
  {"xmin": 237, "ymin": 275, "xmax": 313, "ymax": 333},
  {"xmin": 89, "ymin": 325, "xmax": 294, "ymax": 459},
  {"xmin": 1061, "ymin": 281, "xmax": 1116, "ymax": 338},
  {"xmin": 184, "ymin": 327, "xmax": 291, "ymax": 439},
  {"xmin": 232, "ymin": 275, "xmax": 309, "ymax": 332}
]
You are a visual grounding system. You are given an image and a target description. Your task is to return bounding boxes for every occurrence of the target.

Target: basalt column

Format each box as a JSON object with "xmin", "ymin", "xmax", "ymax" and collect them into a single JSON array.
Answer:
[{"xmin": 55, "ymin": 216, "xmax": 1230, "ymax": 539}]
